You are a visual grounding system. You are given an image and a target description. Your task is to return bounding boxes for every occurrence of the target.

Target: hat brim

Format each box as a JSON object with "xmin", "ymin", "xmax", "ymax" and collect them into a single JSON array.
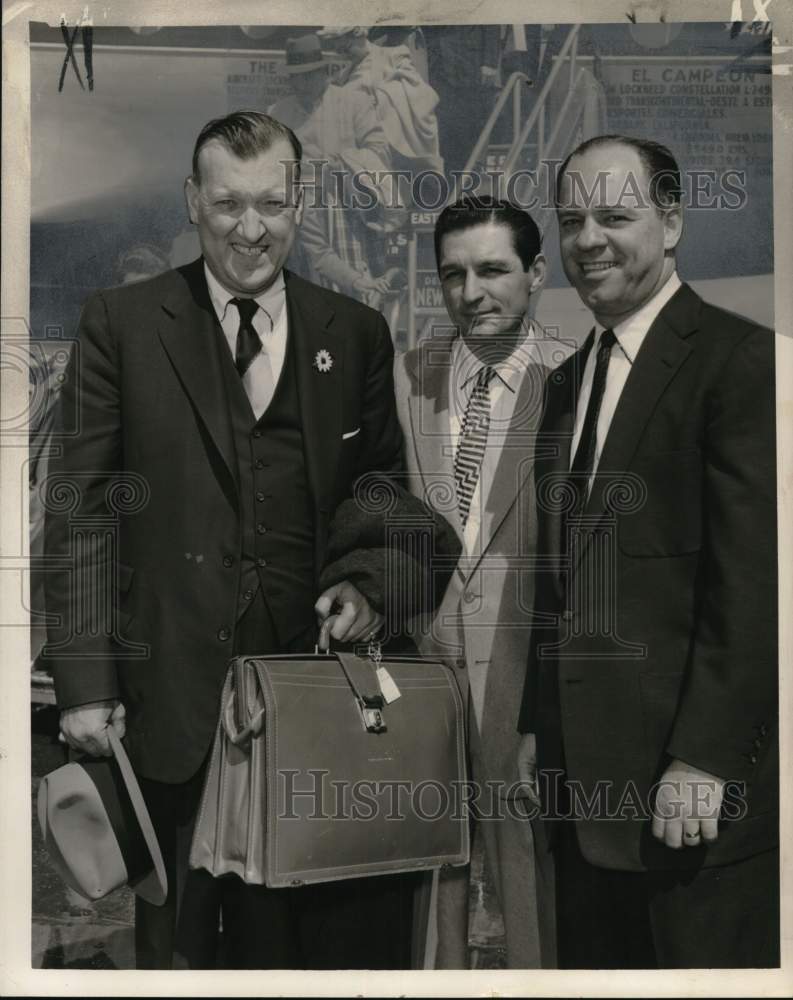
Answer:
[
  {"xmin": 107, "ymin": 728, "xmax": 168, "ymax": 906},
  {"xmin": 284, "ymin": 59, "xmax": 328, "ymax": 74},
  {"xmin": 317, "ymin": 27, "xmax": 357, "ymax": 39}
]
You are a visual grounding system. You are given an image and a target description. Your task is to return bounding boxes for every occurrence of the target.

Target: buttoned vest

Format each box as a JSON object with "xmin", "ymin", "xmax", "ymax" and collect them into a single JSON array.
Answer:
[{"xmin": 218, "ymin": 326, "xmax": 316, "ymax": 647}]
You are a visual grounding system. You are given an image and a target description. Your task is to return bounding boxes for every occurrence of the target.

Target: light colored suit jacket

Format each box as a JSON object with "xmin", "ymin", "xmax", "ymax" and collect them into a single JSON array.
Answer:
[{"xmin": 395, "ymin": 330, "xmax": 556, "ymax": 795}]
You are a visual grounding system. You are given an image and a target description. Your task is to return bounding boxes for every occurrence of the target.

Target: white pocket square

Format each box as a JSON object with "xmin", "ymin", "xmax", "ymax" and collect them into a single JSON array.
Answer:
[{"xmin": 342, "ymin": 427, "xmax": 361, "ymax": 440}]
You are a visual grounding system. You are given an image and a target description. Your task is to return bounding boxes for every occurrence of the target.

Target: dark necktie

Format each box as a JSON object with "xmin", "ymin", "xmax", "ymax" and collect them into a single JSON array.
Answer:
[
  {"xmin": 231, "ymin": 297, "xmax": 261, "ymax": 377},
  {"xmin": 454, "ymin": 365, "xmax": 496, "ymax": 527},
  {"xmin": 570, "ymin": 328, "xmax": 616, "ymax": 508}
]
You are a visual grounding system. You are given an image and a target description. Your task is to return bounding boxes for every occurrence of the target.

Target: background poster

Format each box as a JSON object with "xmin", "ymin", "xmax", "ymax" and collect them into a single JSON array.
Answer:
[{"xmin": 29, "ymin": 20, "xmax": 772, "ymax": 357}]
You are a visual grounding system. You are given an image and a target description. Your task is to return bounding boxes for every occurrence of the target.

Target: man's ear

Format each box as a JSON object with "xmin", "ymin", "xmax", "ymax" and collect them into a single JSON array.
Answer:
[
  {"xmin": 527, "ymin": 253, "xmax": 547, "ymax": 295},
  {"xmin": 663, "ymin": 204, "xmax": 684, "ymax": 252},
  {"xmin": 184, "ymin": 175, "xmax": 199, "ymax": 225}
]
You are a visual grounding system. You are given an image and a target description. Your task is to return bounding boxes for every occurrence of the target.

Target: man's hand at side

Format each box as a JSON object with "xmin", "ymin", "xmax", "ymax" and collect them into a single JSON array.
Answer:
[
  {"xmin": 59, "ymin": 699, "xmax": 126, "ymax": 757},
  {"xmin": 651, "ymin": 757, "xmax": 725, "ymax": 849},
  {"xmin": 315, "ymin": 580, "xmax": 384, "ymax": 651}
]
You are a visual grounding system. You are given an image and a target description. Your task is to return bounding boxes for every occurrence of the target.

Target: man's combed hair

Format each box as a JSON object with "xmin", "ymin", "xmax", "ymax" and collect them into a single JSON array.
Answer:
[
  {"xmin": 555, "ymin": 134, "xmax": 682, "ymax": 210},
  {"xmin": 434, "ymin": 196, "xmax": 543, "ymax": 270},
  {"xmin": 191, "ymin": 110, "xmax": 303, "ymax": 180}
]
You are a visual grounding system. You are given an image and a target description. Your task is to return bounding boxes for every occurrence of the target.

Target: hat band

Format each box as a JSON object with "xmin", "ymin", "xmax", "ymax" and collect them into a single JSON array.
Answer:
[
  {"xmin": 287, "ymin": 52, "xmax": 325, "ymax": 66},
  {"xmin": 80, "ymin": 754, "xmax": 152, "ymax": 886}
]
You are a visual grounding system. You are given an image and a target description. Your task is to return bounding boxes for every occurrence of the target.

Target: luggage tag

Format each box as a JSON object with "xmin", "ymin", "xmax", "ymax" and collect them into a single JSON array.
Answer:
[
  {"xmin": 376, "ymin": 666, "xmax": 401, "ymax": 705},
  {"xmin": 368, "ymin": 638, "xmax": 401, "ymax": 704}
]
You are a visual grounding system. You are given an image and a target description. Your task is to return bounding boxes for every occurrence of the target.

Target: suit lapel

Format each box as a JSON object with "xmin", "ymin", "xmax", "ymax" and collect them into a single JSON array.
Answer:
[
  {"xmin": 285, "ymin": 271, "xmax": 344, "ymax": 511},
  {"xmin": 157, "ymin": 260, "xmax": 237, "ymax": 494},
  {"xmin": 467, "ymin": 360, "xmax": 546, "ymax": 574},
  {"xmin": 583, "ymin": 285, "xmax": 697, "ymax": 524},
  {"xmin": 538, "ymin": 338, "xmax": 592, "ymax": 588},
  {"xmin": 406, "ymin": 336, "xmax": 465, "ymax": 544}
]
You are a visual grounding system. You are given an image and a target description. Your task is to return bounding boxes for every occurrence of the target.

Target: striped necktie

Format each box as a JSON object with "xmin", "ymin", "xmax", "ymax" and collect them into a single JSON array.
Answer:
[{"xmin": 454, "ymin": 365, "xmax": 496, "ymax": 526}]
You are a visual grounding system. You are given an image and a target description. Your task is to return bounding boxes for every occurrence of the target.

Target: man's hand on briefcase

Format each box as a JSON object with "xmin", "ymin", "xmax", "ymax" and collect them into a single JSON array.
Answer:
[
  {"xmin": 315, "ymin": 580, "xmax": 385, "ymax": 651},
  {"xmin": 59, "ymin": 700, "xmax": 126, "ymax": 757}
]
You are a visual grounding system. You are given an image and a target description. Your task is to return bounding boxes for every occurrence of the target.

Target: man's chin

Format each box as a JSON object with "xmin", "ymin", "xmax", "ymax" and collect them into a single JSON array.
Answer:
[
  {"xmin": 576, "ymin": 287, "xmax": 614, "ymax": 313},
  {"xmin": 463, "ymin": 318, "xmax": 515, "ymax": 339},
  {"xmin": 228, "ymin": 264, "xmax": 277, "ymax": 295}
]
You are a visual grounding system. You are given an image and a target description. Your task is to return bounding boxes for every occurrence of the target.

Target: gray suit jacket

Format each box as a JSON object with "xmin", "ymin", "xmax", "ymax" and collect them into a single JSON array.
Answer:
[{"xmin": 394, "ymin": 330, "xmax": 557, "ymax": 796}]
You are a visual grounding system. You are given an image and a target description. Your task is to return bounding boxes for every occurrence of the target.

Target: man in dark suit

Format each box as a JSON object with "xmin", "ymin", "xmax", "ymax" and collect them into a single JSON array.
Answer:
[
  {"xmin": 43, "ymin": 111, "xmax": 406, "ymax": 969},
  {"xmin": 517, "ymin": 135, "xmax": 778, "ymax": 968}
]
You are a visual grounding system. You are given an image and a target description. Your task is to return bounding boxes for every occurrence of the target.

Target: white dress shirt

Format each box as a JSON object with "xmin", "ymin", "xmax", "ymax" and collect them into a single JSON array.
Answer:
[
  {"xmin": 450, "ymin": 323, "xmax": 546, "ymax": 553},
  {"xmin": 570, "ymin": 271, "xmax": 682, "ymax": 483},
  {"xmin": 204, "ymin": 263, "xmax": 288, "ymax": 420}
]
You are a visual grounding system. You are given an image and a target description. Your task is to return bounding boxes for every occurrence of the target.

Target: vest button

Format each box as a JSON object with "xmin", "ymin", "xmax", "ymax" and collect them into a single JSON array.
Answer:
[
  {"xmin": 223, "ymin": 556, "xmax": 234, "ymax": 568},
  {"xmin": 243, "ymin": 589, "xmax": 254, "ymax": 601},
  {"xmin": 255, "ymin": 460, "xmax": 265, "ymax": 470},
  {"xmin": 257, "ymin": 523, "xmax": 267, "ymax": 534},
  {"xmin": 256, "ymin": 491, "xmax": 265, "ymax": 502},
  {"xmin": 217, "ymin": 627, "xmax": 231, "ymax": 641},
  {"xmin": 257, "ymin": 557, "xmax": 267, "ymax": 568},
  {"xmin": 252, "ymin": 430, "xmax": 262, "ymax": 439}
]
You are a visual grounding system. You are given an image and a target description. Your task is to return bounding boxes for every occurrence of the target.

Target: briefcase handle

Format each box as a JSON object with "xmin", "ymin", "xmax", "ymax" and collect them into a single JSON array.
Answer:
[
  {"xmin": 336, "ymin": 652, "xmax": 387, "ymax": 734},
  {"xmin": 220, "ymin": 658, "xmax": 265, "ymax": 745}
]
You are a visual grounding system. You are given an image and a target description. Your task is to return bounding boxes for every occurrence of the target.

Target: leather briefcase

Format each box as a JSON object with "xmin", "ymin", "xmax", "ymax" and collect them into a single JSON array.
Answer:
[{"xmin": 190, "ymin": 648, "xmax": 469, "ymax": 888}]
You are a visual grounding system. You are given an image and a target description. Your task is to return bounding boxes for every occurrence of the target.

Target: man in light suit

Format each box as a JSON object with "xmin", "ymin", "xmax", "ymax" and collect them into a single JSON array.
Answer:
[
  {"xmin": 44, "ymin": 111, "xmax": 409, "ymax": 969},
  {"xmin": 518, "ymin": 135, "xmax": 778, "ymax": 967},
  {"xmin": 394, "ymin": 197, "xmax": 558, "ymax": 968}
]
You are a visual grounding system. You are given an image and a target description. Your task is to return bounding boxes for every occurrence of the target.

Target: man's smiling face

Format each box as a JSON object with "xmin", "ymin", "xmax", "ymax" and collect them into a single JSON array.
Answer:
[
  {"xmin": 557, "ymin": 142, "xmax": 682, "ymax": 326},
  {"xmin": 185, "ymin": 138, "xmax": 303, "ymax": 298}
]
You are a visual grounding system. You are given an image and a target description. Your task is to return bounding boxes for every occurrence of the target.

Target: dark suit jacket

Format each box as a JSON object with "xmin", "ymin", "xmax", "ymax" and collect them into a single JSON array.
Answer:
[
  {"xmin": 44, "ymin": 260, "xmax": 403, "ymax": 783},
  {"xmin": 518, "ymin": 283, "xmax": 778, "ymax": 871}
]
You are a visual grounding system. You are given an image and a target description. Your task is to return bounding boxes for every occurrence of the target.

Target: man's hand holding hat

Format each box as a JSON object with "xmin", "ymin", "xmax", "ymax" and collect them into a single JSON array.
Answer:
[
  {"xmin": 60, "ymin": 699, "xmax": 126, "ymax": 757},
  {"xmin": 39, "ymin": 723, "xmax": 167, "ymax": 905}
]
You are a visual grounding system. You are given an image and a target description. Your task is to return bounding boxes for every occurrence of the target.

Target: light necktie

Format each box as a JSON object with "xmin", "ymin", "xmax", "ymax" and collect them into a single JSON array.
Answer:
[
  {"xmin": 454, "ymin": 365, "xmax": 496, "ymax": 526},
  {"xmin": 570, "ymin": 328, "xmax": 616, "ymax": 509},
  {"xmin": 231, "ymin": 297, "xmax": 261, "ymax": 377}
]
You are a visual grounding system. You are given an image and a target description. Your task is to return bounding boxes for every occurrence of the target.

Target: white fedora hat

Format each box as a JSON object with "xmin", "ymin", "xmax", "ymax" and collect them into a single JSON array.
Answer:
[{"xmin": 37, "ymin": 727, "xmax": 167, "ymax": 906}]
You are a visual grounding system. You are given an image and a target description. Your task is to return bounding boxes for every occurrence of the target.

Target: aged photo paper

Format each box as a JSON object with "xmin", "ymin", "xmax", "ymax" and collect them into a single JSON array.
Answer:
[{"xmin": 1, "ymin": 0, "xmax": 791, "ymax": 995}]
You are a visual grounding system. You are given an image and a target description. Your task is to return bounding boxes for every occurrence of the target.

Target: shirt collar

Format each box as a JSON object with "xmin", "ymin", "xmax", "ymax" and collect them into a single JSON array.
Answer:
[
  {"xmin": 454, "ymin": 320, "xmax": 541, "ymax": 395},
  {"xmin": 596, "ymin": 271, "xmax": 682, "ymax": 364},
  {"xmin": 203, "ymin": 262, "xmax": 287, "ymax": 328}
]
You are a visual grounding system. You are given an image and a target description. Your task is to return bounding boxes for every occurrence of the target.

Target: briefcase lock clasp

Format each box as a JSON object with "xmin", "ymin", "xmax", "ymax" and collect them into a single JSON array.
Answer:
[{"xmin": 360, "ymin": 701, "xmax": 387, "ymax": 733}]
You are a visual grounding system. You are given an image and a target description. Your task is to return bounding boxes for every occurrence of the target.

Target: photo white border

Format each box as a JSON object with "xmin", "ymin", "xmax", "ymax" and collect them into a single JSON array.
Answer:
[{"xmin": 2, "ymin": 1, "xmax": 791, "ymax": 995}]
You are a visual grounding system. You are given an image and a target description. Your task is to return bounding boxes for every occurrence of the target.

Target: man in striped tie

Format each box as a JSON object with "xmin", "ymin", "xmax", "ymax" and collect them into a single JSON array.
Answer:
[{"xmin": 394, "ymin": 196, "xmax": 560, "ymax": 968}]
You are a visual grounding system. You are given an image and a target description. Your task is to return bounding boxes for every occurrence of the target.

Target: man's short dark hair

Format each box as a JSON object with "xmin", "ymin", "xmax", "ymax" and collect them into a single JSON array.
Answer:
[
  {"xmin": 555, "ymin": 134, "xmax": 682, "ymax": 210},
  {"xmin": 434, "ymin": 196, "xmax": 543, "ymax": 271},
  {"xmin": 191, "ymin": 110, "xmax": 303, "ymax": 181}
]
